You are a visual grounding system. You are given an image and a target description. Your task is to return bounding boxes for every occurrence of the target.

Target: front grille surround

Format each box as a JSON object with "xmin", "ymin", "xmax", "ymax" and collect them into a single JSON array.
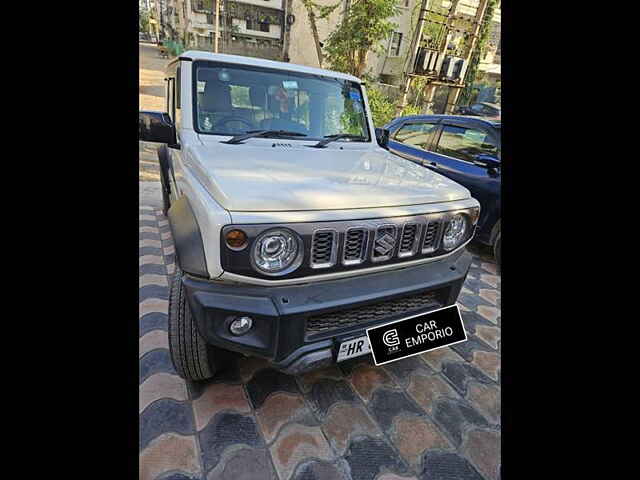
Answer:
[
  {"xmin": 305, "ymin": 288, "xmax": 445, "ymax": 339},
  {"xmin": 220, "ymin": 209, "xmax": 476, "ymax": 281}
]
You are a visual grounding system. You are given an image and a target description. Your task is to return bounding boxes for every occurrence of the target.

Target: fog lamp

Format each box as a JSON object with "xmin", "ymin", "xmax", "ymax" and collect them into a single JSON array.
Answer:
[{"xmin": 229, "ymin": 316, "xmax": 253, "ymax": 336}]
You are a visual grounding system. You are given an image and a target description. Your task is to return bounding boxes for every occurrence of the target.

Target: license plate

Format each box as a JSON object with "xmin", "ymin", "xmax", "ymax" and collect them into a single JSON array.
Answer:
[{"xmin": 336, "ymin": 336, "xmax": 371, "ymax": 362}]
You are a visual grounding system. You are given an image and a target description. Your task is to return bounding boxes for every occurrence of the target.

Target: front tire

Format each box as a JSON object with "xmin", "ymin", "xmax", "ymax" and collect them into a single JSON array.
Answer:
[
  {"xmin": 168, "ymin": 266, "xmax": 217, "ymax": 381},
  {"xmin": 493, "ymin": 231, "xmax": 501, "ymax": 269}
]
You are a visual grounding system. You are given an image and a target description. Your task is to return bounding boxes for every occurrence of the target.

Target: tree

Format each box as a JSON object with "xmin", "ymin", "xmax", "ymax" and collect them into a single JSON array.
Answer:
[
  {"xmin": 321, "ymin": 0, "xmax": 400, "ymax": 77},
  {"xmin": 301, "ymin": 0, "xmax": 326, "ymax": 67},
  {"xmin": 139, "ymin": 1, "xmax": 150, "ymax": 33},
  {"xmin": 366, "ymin": 86, "xmax": 396, "ymax": 126},
  {"xmin": 459, "ymin": 0, "xmax": 499, "ymax": 105}
]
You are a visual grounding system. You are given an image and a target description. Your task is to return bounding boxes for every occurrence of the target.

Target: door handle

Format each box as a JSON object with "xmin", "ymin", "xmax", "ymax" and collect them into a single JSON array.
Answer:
[{"xmin": 429, "ymin": 161, "xmax": 438, "ymax": 168}]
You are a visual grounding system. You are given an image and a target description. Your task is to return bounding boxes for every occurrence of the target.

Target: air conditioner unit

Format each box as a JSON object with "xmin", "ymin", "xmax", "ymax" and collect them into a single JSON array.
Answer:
[
  {"xmin": 414, "ymin": 48, "xmax": 439, "ymax": 74},
  {"xmin": 440, "ymin": 56, "xmax": 465, "ymax": 80},
  {"xmin": 427, "ymin": 50, "xmax": 440, "ymax": 71},
  {"xmin": 414, "ymin": 48, "xmax": 427, "ymax": 74},
  {"xmin": 452, "ymin": 58, "xmax": 465, "ymax": 80},
  {"xmin": 440, "ymin": 56, "xmax": 455, "ymax": 79}
]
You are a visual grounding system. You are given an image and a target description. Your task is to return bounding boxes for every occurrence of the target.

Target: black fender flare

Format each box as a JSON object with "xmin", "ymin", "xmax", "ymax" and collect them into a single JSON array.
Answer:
[
  {"xmin": 167, "ymin": 196, "xmax": 209, "ymax": 278},
  {"xmin": 156, "ymin": 145, "xmax": 172, "ymax": 194}
]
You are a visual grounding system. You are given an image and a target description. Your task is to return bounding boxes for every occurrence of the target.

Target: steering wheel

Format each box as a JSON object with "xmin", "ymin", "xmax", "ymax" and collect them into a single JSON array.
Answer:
[{"xmin": 214, "ymin": 116, "xmax": 255, "ymax": 131}]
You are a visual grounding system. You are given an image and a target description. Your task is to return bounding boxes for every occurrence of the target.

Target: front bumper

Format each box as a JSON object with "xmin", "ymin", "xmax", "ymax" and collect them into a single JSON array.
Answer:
[{"xmin": 182, "ymin": 249, "xmax": 472, "ymax": 374}]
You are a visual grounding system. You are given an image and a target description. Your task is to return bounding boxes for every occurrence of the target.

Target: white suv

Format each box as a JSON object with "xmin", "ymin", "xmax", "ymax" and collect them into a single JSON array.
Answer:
[{"xmin": 139, "ymin": 51, "xmax": 480, "ymax": 381}]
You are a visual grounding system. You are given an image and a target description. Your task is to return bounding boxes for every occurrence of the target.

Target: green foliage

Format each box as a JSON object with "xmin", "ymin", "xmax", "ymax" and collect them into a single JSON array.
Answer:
[
  {"xmin": 164, "ymin": 40, "xmax": 185, "ymax": 57},
  {"xmin": 366, "ymin": 87, "xmax": 396, "ymax": 127},
  {"xmin": 402, "ymin": 104, "xmax": 422, "ymax": 116},
  {"xmin": 322, "ymin": 0, "xmax": 400, "ymax": 77},
  {"xmin": 139, "ymin": 3, "xmax": 150, "ymax": 32},
  {"xmin": 460, "ymin": 0, "xmax": 499, "ymax": 105}
]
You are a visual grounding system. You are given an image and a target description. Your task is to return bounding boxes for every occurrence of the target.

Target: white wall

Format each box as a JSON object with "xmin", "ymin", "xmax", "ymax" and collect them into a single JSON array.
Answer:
[
  {"xmin": 287, "ymin": 0, "xmax": 346, "ymax": 68},
  {"xmin": 232, "ymin": 18, "xmax": 282, "ymax": 39},
  {"xmin": 236, "ymin": 0, "xmax": 283, "ymax": 10}
]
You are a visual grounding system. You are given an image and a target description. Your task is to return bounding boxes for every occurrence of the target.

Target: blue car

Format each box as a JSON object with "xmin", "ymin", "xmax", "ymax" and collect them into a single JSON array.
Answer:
[{"xmin": 380, "ymin": 115, "xmax": 501, "ymax": 265}]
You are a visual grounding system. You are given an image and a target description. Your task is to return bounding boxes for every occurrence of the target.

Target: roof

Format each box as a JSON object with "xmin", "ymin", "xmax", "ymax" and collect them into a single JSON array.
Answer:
[
  {"xmin": 385, "ymin": 114, "xmax": 501, "ymax": 129},
  {"xmin": 175, "ymin": 50, "xmax": 363, "ymax": 83}
]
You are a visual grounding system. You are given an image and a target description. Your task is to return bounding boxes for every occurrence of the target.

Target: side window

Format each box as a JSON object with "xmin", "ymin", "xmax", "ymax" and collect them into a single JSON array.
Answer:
[
  {"xmin": 436, "ymin": 125, "xmax": 498, "ymax": 162},
  {"xmin": 393, "ymin": 122, "xmax": 438, "ymax": 151}
]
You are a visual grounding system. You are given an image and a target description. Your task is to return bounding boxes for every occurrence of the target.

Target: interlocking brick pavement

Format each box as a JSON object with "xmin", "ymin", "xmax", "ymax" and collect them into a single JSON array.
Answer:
[{"xmin": 139, "ymin": 206, "xmax": 501, "ymax": 480}]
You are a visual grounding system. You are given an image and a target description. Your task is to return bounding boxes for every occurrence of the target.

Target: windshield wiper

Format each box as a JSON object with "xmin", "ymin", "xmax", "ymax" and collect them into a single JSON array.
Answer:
[
  {"xmin": 310, "ymin": 134, "xmax": 367, "ymax": 148},
  {"xmin": 222, "ymin": 130, "xmax": 308, "ymax": 145}
]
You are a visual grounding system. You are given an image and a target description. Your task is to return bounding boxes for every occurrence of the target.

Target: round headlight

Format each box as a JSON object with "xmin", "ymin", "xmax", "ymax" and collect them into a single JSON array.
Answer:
[
  {"xmin": 442, "ymin": 214, "xmax": 468, "ymax": 251},
  {"xmin": 251, "ymin": 228, "xmax": 303, "ymax": 276}
]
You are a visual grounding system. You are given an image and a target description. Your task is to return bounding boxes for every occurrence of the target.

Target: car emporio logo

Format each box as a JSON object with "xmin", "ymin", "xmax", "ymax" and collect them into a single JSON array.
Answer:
[
  {"xmin": 366, "ymin": 305, "xmax": 467, "ymax": 366},
  {"xmin": 382, "ymin": 328, "xmax": 401, "ymax": 353}
]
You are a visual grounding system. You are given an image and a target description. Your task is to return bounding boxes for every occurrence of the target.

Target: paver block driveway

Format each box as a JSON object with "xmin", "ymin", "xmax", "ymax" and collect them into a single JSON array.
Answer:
[{"xmin": 139, "ymin": 202, "xmax": 501, "ymax": 480}]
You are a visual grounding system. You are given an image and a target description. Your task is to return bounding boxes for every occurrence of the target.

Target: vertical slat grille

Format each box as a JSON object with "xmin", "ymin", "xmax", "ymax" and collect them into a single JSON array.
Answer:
[
  {"xmin": 311, "ymin": 230, "xmax": 337, "ymax": 268},
  {"xmin": 422, "ymin": 220, "xmax": 441, "ymax": 253},
  {"xmin": 343, "ymin": 228, "xmax": 368, "ymax": 265},
  {"xmin": 398, "ymin": 222, "xmax": 421, "ymax": 257}
]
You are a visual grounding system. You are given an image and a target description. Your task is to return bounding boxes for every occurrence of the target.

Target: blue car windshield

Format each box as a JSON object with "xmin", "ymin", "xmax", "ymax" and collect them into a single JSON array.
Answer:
[{"xmin": 193, "ymin": 61, "xmax": 371, "ymax": 141}]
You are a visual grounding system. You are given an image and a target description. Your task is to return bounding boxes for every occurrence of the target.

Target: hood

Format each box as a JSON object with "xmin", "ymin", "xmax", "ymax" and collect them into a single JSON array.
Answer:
[{"xmin": 191, "ymin": 136, "xmax": 471, "ymax": 211}]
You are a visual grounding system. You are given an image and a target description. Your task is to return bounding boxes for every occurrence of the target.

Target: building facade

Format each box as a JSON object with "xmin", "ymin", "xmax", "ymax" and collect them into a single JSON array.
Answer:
[
  {"xmin": 153, "ymin": 0, "xmax": 288, "ymax": 61},
  {"xmin": 148, "ymin": 0, "xmax": 500, "ymax": 91},
  {"xmin": 287, "ymin": 0, "xmax": 501, "ymax": 87}
]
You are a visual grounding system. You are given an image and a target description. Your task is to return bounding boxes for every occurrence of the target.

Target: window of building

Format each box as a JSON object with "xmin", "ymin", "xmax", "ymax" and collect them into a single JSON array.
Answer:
[
  {"xmin": 193, "ymin": 0, "xmax": 213, "ymax": 12},
  {"xmin": 388, "ymin": 32, "xmax": 403, "ymax": 57}
]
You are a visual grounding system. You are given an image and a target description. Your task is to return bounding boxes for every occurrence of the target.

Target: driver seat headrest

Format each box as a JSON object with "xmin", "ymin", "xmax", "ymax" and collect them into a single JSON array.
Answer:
[{"xmin": 201, "ymin": 80, "xmax": 232, "ymax": 112}]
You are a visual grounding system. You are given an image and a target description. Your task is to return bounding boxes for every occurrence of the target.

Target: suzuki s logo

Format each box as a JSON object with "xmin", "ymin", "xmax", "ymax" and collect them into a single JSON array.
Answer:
[{"xmin": 375, "ymin": 233, "xmax": 395, "ymax": 256}]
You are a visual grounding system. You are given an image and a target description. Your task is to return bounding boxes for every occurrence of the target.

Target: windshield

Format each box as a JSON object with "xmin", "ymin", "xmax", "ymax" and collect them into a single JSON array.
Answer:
[{"xmin": 193, "ymin": 61, "xmax": 370, "ymax": 141}]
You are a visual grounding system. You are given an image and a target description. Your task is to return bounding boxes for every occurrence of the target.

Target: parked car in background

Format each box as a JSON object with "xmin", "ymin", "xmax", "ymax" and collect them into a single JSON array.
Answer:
[
  {"xmin": 139, "ymin": 32, "xmax": 152, "ymax": 43},
  {"xmin": 382, "ymin": 115, "xmax": 501, "ymax": 266},
  {"xmin": 456, "ymin": 102, "xmax": 500, "ymax": 119}
]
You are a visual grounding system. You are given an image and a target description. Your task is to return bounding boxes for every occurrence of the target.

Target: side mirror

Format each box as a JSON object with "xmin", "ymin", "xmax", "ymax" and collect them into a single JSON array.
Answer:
[
  {"xmin": 375, "ymin": 128, "xmax": 390, "ymax": 150},
  {"xmin": 139, "ymin": 111, "xmax": 176, "ymax": 145},
  {"xmin": 473, "ymin": 154, "xmax": 500, "ymax": 169}
]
